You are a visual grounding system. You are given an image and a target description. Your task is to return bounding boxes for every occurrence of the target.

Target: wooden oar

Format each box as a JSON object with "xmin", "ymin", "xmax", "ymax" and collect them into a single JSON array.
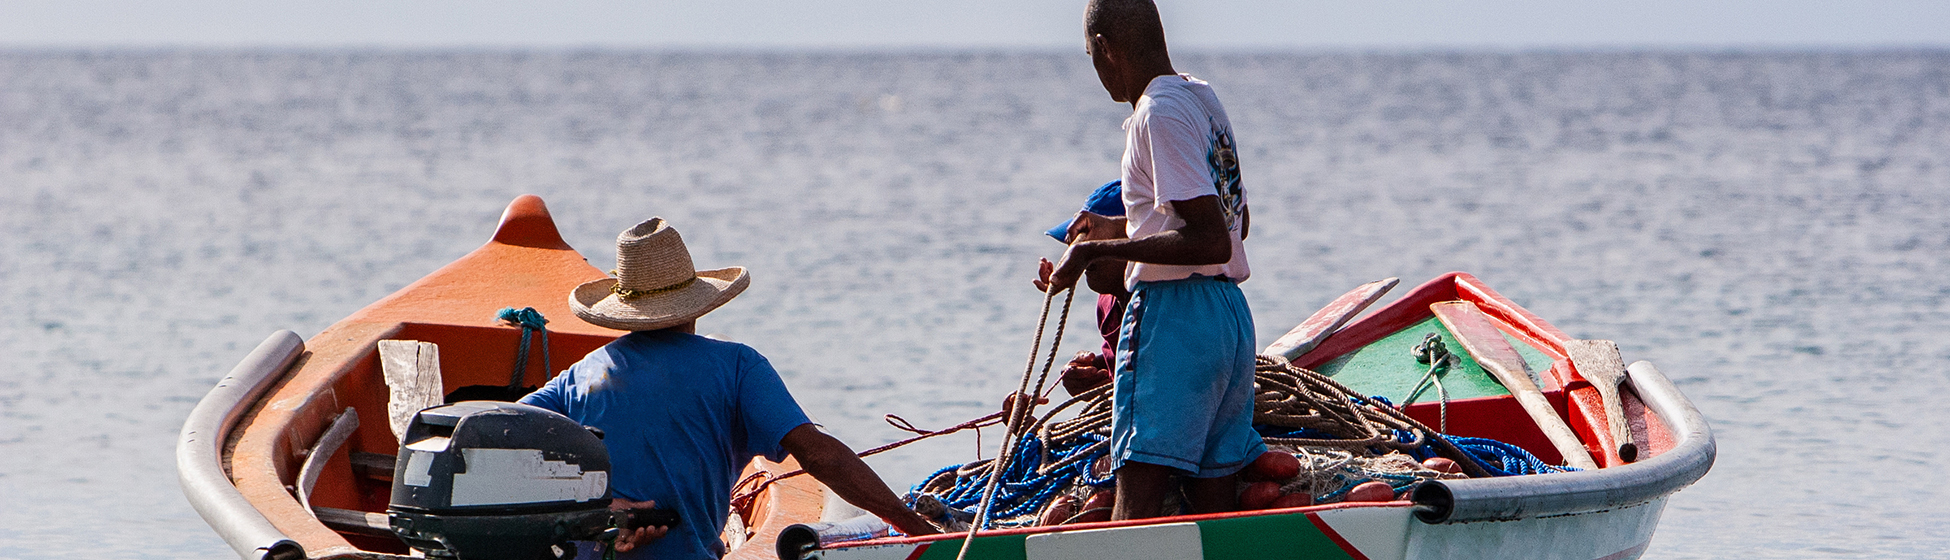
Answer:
[
  {"xmin": 1263, "ymin": 277, "xmax": 1399, "ymax": 362},
  {"xmin": 1431, "ymin": 301, "xmax": 1599, "ymax": 471},
  {"xmin": 1566, "ymin": 339, "xmax": 1638, "ymax": 462}
]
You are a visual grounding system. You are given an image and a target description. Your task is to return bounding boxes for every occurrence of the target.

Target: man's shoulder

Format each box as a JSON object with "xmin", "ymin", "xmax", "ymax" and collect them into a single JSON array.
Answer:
[
  {"xmin": 608, "ymin": 331, "xmax": 765, "ymax": 364},
  {"xmin": 1137, "ymin": 78, "xmax": 1213, "ymax": 128}
]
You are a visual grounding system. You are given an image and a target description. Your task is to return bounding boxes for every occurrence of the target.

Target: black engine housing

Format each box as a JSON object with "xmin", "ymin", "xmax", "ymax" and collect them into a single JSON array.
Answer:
[{"xmin": 387, "ymin": 401, "xmax": 614, "ymax": 559}]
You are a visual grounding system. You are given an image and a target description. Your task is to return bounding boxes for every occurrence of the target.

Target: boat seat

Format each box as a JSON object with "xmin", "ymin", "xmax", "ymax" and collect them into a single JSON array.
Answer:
[
  {"xmin": 352, "ymin": 451, "xmax": 396, "ymax": 482},
  {"xmin": 313, "ymin": 506, "xmax": 393, "ymax": 538}
]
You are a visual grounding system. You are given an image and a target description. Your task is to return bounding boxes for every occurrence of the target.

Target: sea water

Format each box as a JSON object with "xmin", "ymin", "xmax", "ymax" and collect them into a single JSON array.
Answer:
[{"xmin": 1, "ymin": 50, "xmax": 1946, "ymax": 558}]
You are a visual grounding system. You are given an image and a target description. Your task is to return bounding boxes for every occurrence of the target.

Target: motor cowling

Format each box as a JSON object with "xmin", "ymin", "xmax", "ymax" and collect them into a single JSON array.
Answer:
[{"xmin": 387, "ymin": 401, "xmax": 615, "ymax": 560}]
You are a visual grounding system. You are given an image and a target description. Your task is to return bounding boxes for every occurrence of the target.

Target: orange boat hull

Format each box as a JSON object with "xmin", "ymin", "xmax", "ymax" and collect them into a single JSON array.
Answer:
[{"xmin": 209, "ymin": 195, "xmax": 824, "ymax": 559}]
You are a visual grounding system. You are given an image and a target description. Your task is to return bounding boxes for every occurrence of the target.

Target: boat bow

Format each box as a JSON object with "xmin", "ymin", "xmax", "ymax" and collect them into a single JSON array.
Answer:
[{"xmin": 1411, "ymin": 360, "xmax": 1715, "ymax": 523}]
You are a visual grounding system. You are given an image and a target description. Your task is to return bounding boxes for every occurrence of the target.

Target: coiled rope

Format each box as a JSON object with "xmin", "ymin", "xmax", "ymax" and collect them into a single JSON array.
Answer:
[
  {"xmin": 904, "ymin": 354, "xmax": 1598, "ymax": 527},
  {"xmin": 907, "ymin": 383, "xmax": 1114, "ymax": 530},
  {"xmin": 1249, "ymin": 356, "xmax": 1494, "ymax": 478}
]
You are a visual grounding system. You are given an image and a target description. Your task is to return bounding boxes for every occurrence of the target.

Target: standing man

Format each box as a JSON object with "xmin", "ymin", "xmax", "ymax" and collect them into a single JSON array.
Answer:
[
  {"xmin": 522, "ymin": 218, "xmax": 938, "ymax": 559},
  {"xmin": 1034, "ymin": 0, "xmax": 1263, "ymax": 520}
]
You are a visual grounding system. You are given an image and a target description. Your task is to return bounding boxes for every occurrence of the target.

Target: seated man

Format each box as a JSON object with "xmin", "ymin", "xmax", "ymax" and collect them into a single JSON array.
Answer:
[{"xmin": 521, "ymin": 218, "xmax": 938, "ymax": 559}]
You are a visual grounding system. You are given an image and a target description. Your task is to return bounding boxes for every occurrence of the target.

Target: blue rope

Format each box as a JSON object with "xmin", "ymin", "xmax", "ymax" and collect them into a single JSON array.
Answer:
[
  {"xmin": 913, "ymin": 432, "xmax": 1113, "ymax": 529},
  {"xmin": 496, "ymin": 307, "xmax": 550, "ymax": 389},
  {"xmin": 913, "ymin": 392, "xmax": 1578, "ymax": 529},
  {"xmin": 1253, "ymin": 419, "xmax": 1579, "ymax": 480}
]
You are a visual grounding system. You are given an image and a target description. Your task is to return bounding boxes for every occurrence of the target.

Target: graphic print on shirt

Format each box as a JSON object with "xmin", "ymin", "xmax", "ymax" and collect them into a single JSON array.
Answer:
[{"xmin": 1206, "ymin": 119, "xmax": 1245, "ymax": 232}]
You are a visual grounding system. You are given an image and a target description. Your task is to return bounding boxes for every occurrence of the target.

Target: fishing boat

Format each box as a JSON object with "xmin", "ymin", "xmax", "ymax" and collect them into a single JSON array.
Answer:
[
  {"xmin": 179, "ymin": 195, "xmax": 1713, "ymax": 560},
  {"xmin": 178, "ymin": 195, "xmax": 826, "ymax": 560},
  {"xmin": 796, "ymin": 272, "xmax": 1717, "ymax": 560}
]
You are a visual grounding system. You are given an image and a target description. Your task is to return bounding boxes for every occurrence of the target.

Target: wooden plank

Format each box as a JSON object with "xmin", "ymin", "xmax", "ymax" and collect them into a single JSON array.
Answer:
[
  {"xmin": 1567, "ymin": 339, "xmax": 1638, "ymax": 462},
  {"xmin": 312, "ymin": 506, "xmax": 394, "ymax": 538},
  {"xmin": 1431, "ymin": 301, "xmax": 1599, "ymax": 471},
  {"xmin": 378, "ymin": 339, "xmax": 444, "ymax": 443},
  {"xmin": 351, "ymin": 451, "xmax": 396, "ymax": 481},
  {"xmin": 1264, "ymin": 278, "xmax": 1399, "ymax": 362}
]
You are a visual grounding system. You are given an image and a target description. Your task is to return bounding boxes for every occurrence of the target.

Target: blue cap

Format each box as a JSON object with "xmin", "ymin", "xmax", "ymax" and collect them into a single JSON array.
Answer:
[{"xmin": 1046, "ymin": 180, "xmax": 1125, "ymax": 242}]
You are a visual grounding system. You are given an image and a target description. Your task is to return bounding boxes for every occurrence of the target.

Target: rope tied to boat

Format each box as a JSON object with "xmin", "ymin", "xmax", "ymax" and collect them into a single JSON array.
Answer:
[
  {"xmin": 1406, "ymin": 332, "xmax": 1458, "ymax": 432},
  {"xmin": 496, "ymin": 306, "xmax": 550, "ymax": 390}
]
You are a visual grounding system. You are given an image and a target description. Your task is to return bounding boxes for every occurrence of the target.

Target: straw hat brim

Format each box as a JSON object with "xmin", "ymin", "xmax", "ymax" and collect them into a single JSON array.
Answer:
[{"xmin": 569, "ymin": 267, "xmax": 749, "ymax": 331}]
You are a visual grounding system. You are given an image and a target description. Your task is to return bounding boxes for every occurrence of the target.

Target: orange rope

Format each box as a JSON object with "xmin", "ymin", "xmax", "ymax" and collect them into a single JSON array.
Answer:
[{"xmin": 729, "ymin": 412, "xmax": 1009, "ymax": 511}]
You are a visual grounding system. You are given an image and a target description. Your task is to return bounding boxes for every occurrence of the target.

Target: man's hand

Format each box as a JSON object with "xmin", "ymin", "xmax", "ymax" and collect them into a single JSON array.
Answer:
[
  {"xmin": 1033, "ymin": 244, "xmax": 1096, "ymax": 294},
  {"xmin": 608, "ymin": 498, "xmax": 670, "ymax": 553},
  {"xmin": 999, "ymin": 392, "xmax": 1050, "ymax": 435},
  {"xmin": 1064, "ymin": 211, "xmax": 1126, "ymax": 244},
  {"xmin": 1036, "ymin": 196, "xmax": 1232, "ymax": 294},
  {"xmin": 1059, "ymin": 351, "xmax": 1112, "ymax": 397},
  {"xmin": 1036, "ymin": 211, "xmax": 1127, "ymax": 293}
]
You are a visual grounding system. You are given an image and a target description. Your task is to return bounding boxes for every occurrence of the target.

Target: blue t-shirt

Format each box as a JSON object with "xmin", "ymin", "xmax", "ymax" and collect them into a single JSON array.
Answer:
[{"xmin": 519, "ymin": 330, "xmax": 812, "ymax": 560}]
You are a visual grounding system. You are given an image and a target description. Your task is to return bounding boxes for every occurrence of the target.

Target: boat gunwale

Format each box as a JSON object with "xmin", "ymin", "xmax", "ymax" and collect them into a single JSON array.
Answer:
[
  {"xmin": 820, "ymin": 499, "xmax": 1419, "ymax": 550},
  {"xmin": 178, "ymin": 330, "xmax": 309, "ymax": 560},
  {"xmin": 1411, "ymin": 360, "xmax": 1715, "ymax": 524}
]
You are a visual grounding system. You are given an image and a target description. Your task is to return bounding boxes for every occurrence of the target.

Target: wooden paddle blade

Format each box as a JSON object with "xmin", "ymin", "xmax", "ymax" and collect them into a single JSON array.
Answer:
[
  {"xmin": 1264, "ymin": 277, "xmax": 1399, "ymax": 361},
  {"xmin": 1431, "ymin": 301, "xmax": 1599, "ymax": 471},
  {"xmin": 1567, "ymin": 339, "xmax": 1638, "ymax": 463}
]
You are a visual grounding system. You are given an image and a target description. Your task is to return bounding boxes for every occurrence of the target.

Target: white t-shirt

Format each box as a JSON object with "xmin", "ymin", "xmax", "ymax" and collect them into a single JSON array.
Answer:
[{"xmin": 1121, "ymin": 74, "xmax": 1249, "ymax": 290}]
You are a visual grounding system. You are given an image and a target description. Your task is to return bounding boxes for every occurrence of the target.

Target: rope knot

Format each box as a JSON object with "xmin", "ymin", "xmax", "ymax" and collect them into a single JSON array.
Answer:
[{"xmin": 497, "ymin": 306, "xmax": 550, "ymax": 330}]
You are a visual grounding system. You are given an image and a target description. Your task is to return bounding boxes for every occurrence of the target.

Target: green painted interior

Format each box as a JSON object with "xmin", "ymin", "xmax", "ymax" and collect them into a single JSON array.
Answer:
[
  {"xmin": 1195, "ymin": 513, "xmax": 1355, "ymax": 560},
  {"xmin": 1310, "ymin": 317, "xmax": 1555, "ymax": 405},
  {"xmin": 916, "ymin": 534, "xmax": 1028, "ymax": 560}
]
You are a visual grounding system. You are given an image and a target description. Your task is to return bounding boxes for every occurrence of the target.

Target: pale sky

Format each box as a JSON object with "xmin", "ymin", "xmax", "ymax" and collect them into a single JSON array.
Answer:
[{"xmin": 2, "ymin": 0, "xmax": 1947, "ymax": 50}]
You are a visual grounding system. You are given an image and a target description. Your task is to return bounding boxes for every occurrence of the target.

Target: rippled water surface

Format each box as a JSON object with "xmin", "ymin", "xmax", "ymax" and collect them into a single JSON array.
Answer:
[{"xmin": 2, "ymin": 50, "xmax": 1947, "ymax": 558}]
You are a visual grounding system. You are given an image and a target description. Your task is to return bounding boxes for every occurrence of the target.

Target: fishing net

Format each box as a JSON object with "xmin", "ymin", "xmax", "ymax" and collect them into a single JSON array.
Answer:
[{"xmin": 901, "ymin": 355, "xmax": 1582, "ymax": 530}]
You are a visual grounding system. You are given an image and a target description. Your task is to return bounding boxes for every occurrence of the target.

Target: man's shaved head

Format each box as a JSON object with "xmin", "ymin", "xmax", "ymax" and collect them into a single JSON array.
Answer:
[{"xmin": 1085, "ymin": 0, "xmax": 1168, "ymax": 57}]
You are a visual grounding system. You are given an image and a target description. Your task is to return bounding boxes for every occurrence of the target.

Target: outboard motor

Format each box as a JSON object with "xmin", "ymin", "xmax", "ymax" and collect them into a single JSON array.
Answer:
[{"xmin": 388, "ymin": 401, "xmax": 677, "ymax": 560}]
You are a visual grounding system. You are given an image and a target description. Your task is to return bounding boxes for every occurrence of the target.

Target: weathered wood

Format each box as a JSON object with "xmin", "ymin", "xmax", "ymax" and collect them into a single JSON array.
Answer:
[
  {"xmin": 1567, "ymin": 339, "xmax": 1638, "ymax": 462},
  {"xmin": 350, "ymin": 452, "xmax": 396, "ymax": 481},
  {"xmin": 378, "ymin": 339, "xmax": 444, "ymax": 443},
  {"xmin": 1431, "ymin": 301, "xmax": 1599, "ymax": 471},
  {"xmin": 1264, "ymin": 277, "xmax": 1399, "ymax": 361},
  {"xmin": 311, "ymin": 506, "xmax": 393, "ymax": 538}
]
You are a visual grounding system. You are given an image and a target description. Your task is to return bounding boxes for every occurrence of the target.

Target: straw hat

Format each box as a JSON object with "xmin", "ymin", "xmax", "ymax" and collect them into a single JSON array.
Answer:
[{"xmin": 570, "ymin": 218, "xmax": 749, "ymax": 331}]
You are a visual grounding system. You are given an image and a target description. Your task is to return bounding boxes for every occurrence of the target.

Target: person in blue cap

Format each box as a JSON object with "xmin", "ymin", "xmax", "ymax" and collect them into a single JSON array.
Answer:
[
  {"xmin": 1035, "ymin": 0, "xmax": 1261, "ymax": 521},
  {"xmin": 1047, "ymin": 180, "xmax": 1129, "ymax": 397}
]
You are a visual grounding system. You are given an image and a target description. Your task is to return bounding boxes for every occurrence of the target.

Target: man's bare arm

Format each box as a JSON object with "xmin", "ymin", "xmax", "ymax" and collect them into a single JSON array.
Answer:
[
  {"xmin": 1038, "ymin": 195, "xmax": 1232, "ymax": 292},
  {"xmin": 1059, "ymin": 211, "xmax": 1134, "ymax": 298},
  {"xmin": 779, "ymin": 424, "xmax": 941, "ymax": 536}
]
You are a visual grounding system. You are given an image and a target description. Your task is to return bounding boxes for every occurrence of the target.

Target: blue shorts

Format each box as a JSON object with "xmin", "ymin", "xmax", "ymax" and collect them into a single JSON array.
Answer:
[{"xmin": 1110, "ymin": 275, "xmax": 1266, "ymax": 478}]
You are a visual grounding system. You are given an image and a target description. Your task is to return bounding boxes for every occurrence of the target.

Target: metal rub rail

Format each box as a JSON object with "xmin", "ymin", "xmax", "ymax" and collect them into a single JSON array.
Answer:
[
  {"xmin": 177, "ymin": 331, "xmax": 308, "ymax": 560},
  {"xmin": 1411, "ymin": 361, "xmax": 1716, "ymax": 523}
]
